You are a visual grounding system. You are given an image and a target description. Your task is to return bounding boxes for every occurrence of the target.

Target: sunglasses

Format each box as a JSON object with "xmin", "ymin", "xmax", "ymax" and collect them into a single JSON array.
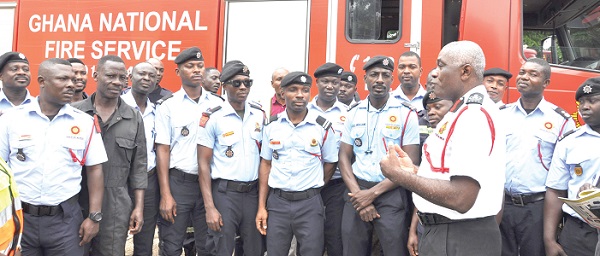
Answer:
[{"xmin": 224, "ymin": 79, "xmax": 253, "ymax": 87}]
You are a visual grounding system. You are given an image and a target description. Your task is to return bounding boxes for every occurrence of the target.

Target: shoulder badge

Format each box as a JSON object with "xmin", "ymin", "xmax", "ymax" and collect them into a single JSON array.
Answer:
[
  {"xmin": 466, "ymin": 92, "xmax": 484, "ymax": 105},
  {"xmin": 348, "ymin": 101, "xmax": 361, "ymax": 111},
  {"xmin": 554, "ymin": 107, "xmax": 572, "ymax": 120},
  {"xmin": 156, "ymin": 93, "xmax": 174, "ymax": 105},
  {"xmin": 315, "ymin": 115, "xmax": 332, "ymax": 130},
  {"xmin": 558, "ymin": 129, "xmax": 576, "ymax": 141},
  {"xmin": 401, "ymin": 101, "xmax": 417, "ymax": 112},
  {"xmin": 210, "ymin": 92, "xmax": 225, "ymax": 101},
  {"xmin": 199, "ymin": 106, "xmax": 222, "ymax": 128},
  {"xmin": 250, "ymin": 102, "xmax": 267, "ymax": 124}
]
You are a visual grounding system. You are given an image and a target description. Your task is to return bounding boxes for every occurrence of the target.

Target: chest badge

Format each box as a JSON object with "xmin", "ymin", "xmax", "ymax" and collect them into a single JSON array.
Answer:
[
  {"xmin": 574, "ymin": 164, "xmax": 583, "ymax": 176},
  {"xmin": 354, "ymin": 138, "xmax": 362, "ymax": 147},
  {"xmin": 544, "ymin": 122, "xmax": 553, "ymax": 130},
  {"xmin": 310, "ymin": 138, "xmax": 318, "ymax": 147},
  {"xmin": 16, "ymin": 148, "xmax": 26, "ymax": 162},
  {"xmin": 389, "ymin": 115, "xmax": 397, "ymax": 123},
  {"xmin": 225, "ymin": 146, "xmax": 234, "ymax": 158},
  {"xmin": 181, "ymin": 126, "xmax": 190, "ymax": 137},
  {"xmin": 71, "ymin": 126, "xmax": 80, "ymax": 135},
  {"xmin": 438, "ymin": 121, "xmax": 448, "ymax": 134},
  {"xmin": 272, "ymin": 150, "xmax": 279, "ymax": 160},
  {"xmin": 255, "ymin": 122, "xmax": 261, "ymax": 132}
]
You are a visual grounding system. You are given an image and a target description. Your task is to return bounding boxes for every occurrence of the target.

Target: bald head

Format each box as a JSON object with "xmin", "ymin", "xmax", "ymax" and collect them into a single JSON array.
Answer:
[
  {"xmin": 147, "ymin": 58, "xmax": 165, "ymax": 84},
  {"xmin": 271, "ymin": 67, "xmax": 290, "ymax": 95},
  {"xmin": 439, "ymin": 41, "xmax": 486, "ymax": 81}
]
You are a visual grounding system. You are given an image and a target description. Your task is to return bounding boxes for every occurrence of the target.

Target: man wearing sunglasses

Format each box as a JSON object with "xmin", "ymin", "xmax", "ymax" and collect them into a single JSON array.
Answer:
[{"xmin": 197, "ymin": 61, "xmax": 265, "ymax": 256}]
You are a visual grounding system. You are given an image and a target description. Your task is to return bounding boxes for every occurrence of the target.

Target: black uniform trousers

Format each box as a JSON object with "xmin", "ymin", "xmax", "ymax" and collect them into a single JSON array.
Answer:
[
  {"xmin": 131, "ymin": 169, "xmax": 160, "ymax": 256},
  {"xmin": 158, "ymin": 169, "xmax": 209, "ymax": 256},
  {"xmin": 341, "ymin": 183, "xmax": 409, "ymax": 256},
  {"xmin": 206, "ymin": 179, "xmax": 265, "ymax": 256},
  {"xmin": 320, "ymin": 178, "xmax": 345, "ymax": 256},
  {"xmin": 266, "ymin": 189, "xmax": 324, "ymax": 256},
  {"xmin": 500, "ymin": 198, "xmax": 545, "ymax": 256},
  {"xmin": 420, "ymin": 215, "xmax": 501, "ymax": 256},
  {"xmin": 21, "ymin": 196, "xmax": 83, "ymax": 256},
  {"xmin": 559, "ymin": 214, "xmax": 597, "ymax": 256}
]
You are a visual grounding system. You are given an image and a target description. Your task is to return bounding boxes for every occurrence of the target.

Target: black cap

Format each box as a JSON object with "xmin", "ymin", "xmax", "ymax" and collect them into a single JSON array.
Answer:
[
  {"xmin": 0, "ymin": 52, "xmax": 29, "ymax": 72},
  {"xmin": 363, "ymin": 56, "xmax": 394, "ymax": 72},
  {"xmin": 422, "ymin": 91, "xmax": 443, "ymax": 109},
  {"xmin": 174, "ymin": 47, "xmax": 204, "ymax": 64},
  {"xmin": 280, "ymin": 71, "xmax": 312, "ymax": 88},
  {"xmin": 314, "ymin": 63, "xmax": 343, "ymax": 78},
  {"xmin": 575, "ymin": 77, "xmax": 600, "ymax": 101},
  {"xmin": 483, "ymin": 68, "xmax": 513, "ymax": 80},
  {"xmin": 220, "ymin": 61, "xmax": 250, "ymax": 82},
  {"xmin": 341, "ymin": 71, "xmax": 357, "ymax": 85}
]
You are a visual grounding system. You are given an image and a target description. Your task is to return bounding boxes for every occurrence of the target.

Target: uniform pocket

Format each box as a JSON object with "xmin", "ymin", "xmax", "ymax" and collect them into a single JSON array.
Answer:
[{"xmin": 116, "ymin": 137, "xmax": 136, "ymax": 163}]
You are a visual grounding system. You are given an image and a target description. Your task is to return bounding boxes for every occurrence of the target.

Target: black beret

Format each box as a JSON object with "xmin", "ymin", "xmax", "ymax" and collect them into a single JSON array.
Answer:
[
  {"xmin": 220, "ymin": 61, "xmax": 250, "ymax": 82},
  {"xmin": 280, "ymin": 71, "xmax": 312, "ymax": 88},
  {"xmin": 222, "ymin": 60, "xmax": 243, "ymax": 70},
  {"xmin": 422, "ymin": 91, "xmax": 443, "ymax": 109},
  {"xmin": 174, "ymin": 47, "xmax": 204, "ymax": 64},
  {"xmin": 363, "ymin": 55, "xmax": 394, "ymax": 71},
  {"xmin": 340, "ymin": 71, "xmax": 357, "ymax": 85},
  {"xmin": 483, "ymin": 68, "xmax": 512, "ymax": 80},
  {"xmin": 0, "ymin": 52, "xmax": 29, "ymax": 72},
  {"xmin": 575, "ymin": 77, "xmax": 600, "ymax": 101},
  {"xmin": 314, "ymin": 62, "xmax": 343, "ymax": 78}
]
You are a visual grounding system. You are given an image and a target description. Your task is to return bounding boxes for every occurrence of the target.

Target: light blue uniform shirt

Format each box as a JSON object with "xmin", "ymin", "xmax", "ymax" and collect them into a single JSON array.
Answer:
[
  {"xmin": 197, "ymin": 101, "xmax": 265, "ymax": 182},
  {"xmin": 155, "ymin": 87, "xmax": 223, "ymax": 174},
  {"xmin": 502, "ymin": 99, "xmax": 575, "ymax": 194},
  {"xmin": 122, "ymin": 91, "xmax": 157, "ymax": 171},
  {"xmin": 0, "ymin": 89, "xmax": 35, "ymax": 112},
  {"xmin": 261, "ymin": 110, "xmax": 338, "ymax": 191},
  {"xmin": 307, "ymin": 96, "xmax": 346, "ymax": 180},
  {"xmin": 0, "ymin": 100, "xmax": 108, "ymax": 205},
  {"xmin": 392, "ymin": 85, "xmax": 427, "ymax": 113},
  {"xmin": 342, "ymin": 96, "xmax": 419, "ymax": 182},
  {"xmin": 546, "ymin": 125, "xmax": 600, "ymax": 220}
]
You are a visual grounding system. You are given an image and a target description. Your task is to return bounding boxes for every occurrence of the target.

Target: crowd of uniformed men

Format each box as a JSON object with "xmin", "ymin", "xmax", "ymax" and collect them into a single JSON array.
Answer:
[{"xmin": 0, "ymin": 40, "xmax": 600, "ymax": 256}]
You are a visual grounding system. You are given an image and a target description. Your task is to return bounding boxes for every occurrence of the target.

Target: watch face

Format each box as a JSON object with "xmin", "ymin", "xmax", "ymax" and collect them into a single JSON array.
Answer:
[{"xmin": 90, "ymin": 212, "xmax": 103, "ymax": 222}]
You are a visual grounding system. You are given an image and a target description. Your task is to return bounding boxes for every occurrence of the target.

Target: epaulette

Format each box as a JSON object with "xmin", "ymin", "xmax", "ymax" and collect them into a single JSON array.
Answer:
[
  {"xmin": 348, "ymin": 101, "xmax": 361, "ymax": 111},
  {"xmin": 499, "ymin": 104, "xmax": 509, "ymax": 110},
  {"xmin": 199, "ymin": 106, "xmax": 222, "ymax": 128},
  {"xmin": 210, "ymin": 92, "xmax": 225, "ymax": 101},
  {"xmin": 268, "ymin": 114, "xmax": 279, "ymax": 125},
  {"xmin": 315, "ymin": 115, "xmax": 332, "ymax": 130},
  {"xmin": 156, "ymin": 93, "xmax": 174, "ymax": 105},
  {"xmin": 558, "ymin": 129, "xmax": 576, "ymax": 141},
  {"xmin": 249, "ymin": 100, "xmax": 263, "ymax": 108},
  {"xmin": 250, "ymin": 102, "xmax": 267, "ymax": 124},
  {"xmin": 554, "ymin": 107, "xmax": 572, "ymax": 120},
  {"xmin": 401, "ymin": 101, "xmax": 417, "ymax": 112},
  {"xmin": 466, "ymin": 92, "xmax": 484, "ymax": 104}
]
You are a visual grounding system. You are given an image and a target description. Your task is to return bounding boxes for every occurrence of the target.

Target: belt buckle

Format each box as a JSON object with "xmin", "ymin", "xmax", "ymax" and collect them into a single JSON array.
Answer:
[
  {"xmin": 511, "ymin": 194, "xmax": 525, "ymax": 206},
  {"xmin": 237, "ymin": 182, "xmax": 252, "ymax": 192},
  {"xmin": 417, "ymin": 212, "xmax": 435, "ymax": 225}
]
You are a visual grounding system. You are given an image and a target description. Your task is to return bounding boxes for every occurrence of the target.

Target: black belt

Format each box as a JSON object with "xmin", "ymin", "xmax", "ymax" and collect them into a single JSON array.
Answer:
[
  {"xmin": 217, "ymin": 179, "xmax": 257, "ymax": 193},
  {"xmin": 273, "ymin": 188, "xmax": 321, "ymax": 201},
  {"xmin": 169, "ymin": 168, "xmax": 198, "ymax": 182},
  {"xmin": 147, "ymin": 167, "xmax": 157, "ymax": 176},
  {"xmin": 417, "ymin": 211, "xmax": 469, "ymax": 226},
  {"xmin": 325, "ymin": 178, "xmax": 344, "ymax": 187},
  {"xmin": 356, "ymin": 178, "xmax": 378, "ymax": 189},
  {"xmin": 505, "ymin": 192, "xmax": 545, "ymax": 206},
  {"xmin": 22, "ymin": 195, "xmax": 77, "ymax": 217}
]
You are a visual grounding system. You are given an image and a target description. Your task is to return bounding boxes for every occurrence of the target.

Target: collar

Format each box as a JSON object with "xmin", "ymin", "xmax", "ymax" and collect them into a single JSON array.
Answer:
[
  {"xmin": 278, "ymin": 109, "xmax": 318, "ymax": 126},
  {"xmin": 0, "ymin": 88, "xmax": 35, "ymax": 106},
  {"xmin": 514, "ymin": 97, "xmax": 551, "ymax": 115},
  {"xmin": 392, "ymin": 85, "xmax": 427, "ymax": 101},
  {"xmin": 25, "ymin": 98, "xmax": 76, "ymax": 119},
  {"xmin": 581, "ymin": 124, "xmax": 600, "ymax": 138},
  {"xmin": 77, "ymin": 93, "xmax": 135, "ymax": 120},
  {"xmin": 121, "ymin": 90, "xmax": 155, "ymax": 115},
  {"xmin": 308, "ymin": 96, "xmax": 346, "ymax": 113}
]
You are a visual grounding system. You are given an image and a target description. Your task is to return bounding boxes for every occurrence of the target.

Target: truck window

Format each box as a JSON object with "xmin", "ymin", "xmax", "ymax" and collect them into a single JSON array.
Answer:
[
  {"xmin": 523, "ymin": 0, "xmax": 600, "ymax": 71},
  {"xmin": 346, "ymin": 0, "xmax": 401, "ymax": 43}
]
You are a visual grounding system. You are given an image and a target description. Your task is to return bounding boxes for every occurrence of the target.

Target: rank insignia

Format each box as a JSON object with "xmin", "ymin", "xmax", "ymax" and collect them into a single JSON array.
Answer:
[
  {"xmin": 389, "ymin": 115, "xmax": 397, "ymax": 122},
  {"xmin": 583, "ymin": 84, "xmax": 592, "ymax": 94},
  {"xmin": 544, "ymin": 122, "xmax": 553, "ymax": 129},
  {"xmin": 272, "ymin": 150, "xmax": 279, "ymax": 160},
  {"xmin": 181, "ymin": 126, "xmax": 190, "ymax": 137},
  {"xmin": 199, "ymin": 113, "xmax": 209, "ymax": 128},
  {"xmin": 310, "ymin": 138, "xmax": 318, "ymax": 147},
  {"xmin": 438, "ymin": 121, "xmax": 448, "ymax": 134},
  {"xmin": 574, "ymin": 164, "xmax": 583, "ymax": 176},
  {"xmin": 196, "ymin": 52, "xmax": 202, "ymax": 59},
  {"xmin": 382, "ymin": 58, "xmax": 389, "ymax": 66},
  {"xmin": 354, "ymin": 138, "xmax": 362, "ymax": 147},
  {"xmin": 16, "ymin": 148, "xmax": 26, "ymax": 162},
  {"xmin": 225, "ymin": 146, "xmax": 234, "ymax": 158},
  {"xmin": 71, "ymin": 126, "xmax": 80, "ymax": 135},
  {"xmin": 255, "ymin": 122, "xmax": 261, "ymax": 132}
]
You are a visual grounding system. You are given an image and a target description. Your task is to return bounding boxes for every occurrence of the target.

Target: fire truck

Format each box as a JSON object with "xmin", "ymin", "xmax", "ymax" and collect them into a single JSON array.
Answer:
[{"xmin": 1, "ymin": 0, "xmax": 599, "ymax": 116}]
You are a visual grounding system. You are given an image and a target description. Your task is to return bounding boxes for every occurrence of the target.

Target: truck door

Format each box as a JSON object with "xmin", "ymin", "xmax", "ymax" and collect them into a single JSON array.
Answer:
[{"xmin": 221, "ymin": 0, "xmax": 310, "ymax": 111}]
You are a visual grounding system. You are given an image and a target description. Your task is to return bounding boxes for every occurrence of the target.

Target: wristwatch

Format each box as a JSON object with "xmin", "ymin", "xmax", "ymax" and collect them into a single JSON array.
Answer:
[{"xmin": 89, "ymin": 212, "xmax": 103, "ymax": 223}]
